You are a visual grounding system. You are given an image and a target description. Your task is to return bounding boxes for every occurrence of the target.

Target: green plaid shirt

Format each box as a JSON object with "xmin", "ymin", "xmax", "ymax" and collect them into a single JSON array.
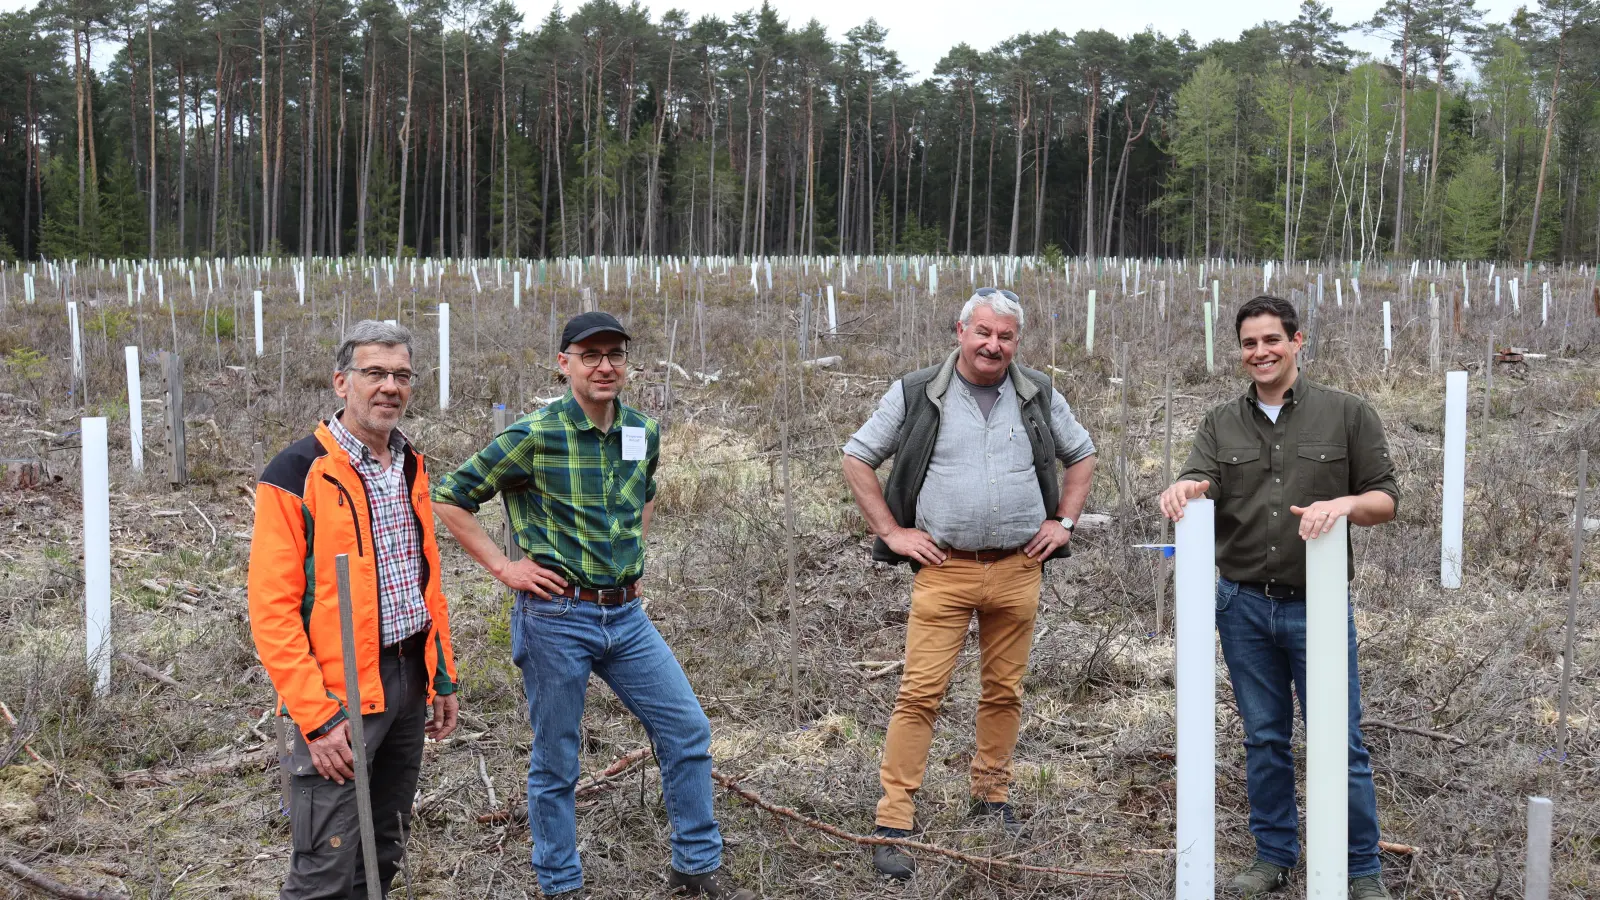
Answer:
[{"xmin": 432, "ymin": 394, "xmax": 660, "ymax": 588}]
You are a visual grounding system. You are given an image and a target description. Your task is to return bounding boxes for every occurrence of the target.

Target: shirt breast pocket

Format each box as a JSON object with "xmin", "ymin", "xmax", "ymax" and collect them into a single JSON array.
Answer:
[
  {"xmin": 1219, "ymin": 446, "xmax": 1264, "ymax": 498},
  {"xmin": 1298, "ymin": 443, "xmax": 1349, "ymax": 499}
]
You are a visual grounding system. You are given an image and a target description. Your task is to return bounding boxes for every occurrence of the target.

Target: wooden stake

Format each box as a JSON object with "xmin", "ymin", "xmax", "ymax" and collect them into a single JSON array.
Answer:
[
  {"xmin": 1158, "ymin": 374, "xmax": 1173, "ymax": 634},
  {"xmin": 1556, "ymin": 450, "xmax": 1586, "ymax": 759},
  {"xmin": 160, "ymin": 351, "xmax": 187, "ymax": 488},
  {"xmin": 334, "ymin": 555, "xmax": 383, "ymax": 900},
  {"xmin": 1482, "ymin": 330, "xmax": 1494, "ymax": 428}
]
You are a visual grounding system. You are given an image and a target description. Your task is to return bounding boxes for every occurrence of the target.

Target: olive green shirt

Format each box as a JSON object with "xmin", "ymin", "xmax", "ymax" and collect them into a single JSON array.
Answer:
[{"xmin": 1178, "ymin": 376, "xmax": 1398, "ymax": 585}]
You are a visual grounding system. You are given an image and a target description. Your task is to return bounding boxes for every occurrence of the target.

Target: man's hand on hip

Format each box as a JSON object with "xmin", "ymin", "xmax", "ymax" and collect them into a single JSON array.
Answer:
[
  {"xmin": 882, "ymin": 526, "xmax": 946, "ymax": 566},
  {"xmin": 426, "ymin": 693, "xmax": 460, "ymax": 740},
  {"xmin": 494, "ymin": 558, "xmax": 570, "ymax": 599},
  {"xmin": 1024, "ymin": 519, "xmax": 1072, "ymax": 560},
  {"xmin": 308, "ymin": 720, "xmax": 356, "ymax": 784},
  {"xmin": 1159, "ymin": 479, "xmax": 1210, "ymax": 522},
  {"xmin": 1290, "ymin": 498, "xmax": 1355, "ymax": 540}
]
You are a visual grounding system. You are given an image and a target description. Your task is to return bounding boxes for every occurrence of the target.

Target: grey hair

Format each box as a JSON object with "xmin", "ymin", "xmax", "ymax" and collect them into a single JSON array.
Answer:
[
  {"xmin": 335, "ymin": 320, "xmax": 415, "ymax": 371},
  {"xmin": 957, "ymin": 291, "xmax": 1026, "ymax": 331}
]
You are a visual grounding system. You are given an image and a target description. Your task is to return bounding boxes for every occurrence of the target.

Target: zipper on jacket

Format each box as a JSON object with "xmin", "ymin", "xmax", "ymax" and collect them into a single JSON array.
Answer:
[{"xmin": 322, "ymin": 474, "xmax": 365, "ymax": 557}]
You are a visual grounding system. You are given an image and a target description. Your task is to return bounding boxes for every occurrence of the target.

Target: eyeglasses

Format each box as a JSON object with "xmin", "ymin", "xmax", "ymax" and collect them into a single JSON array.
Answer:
[
  {"xmin": 571, "ymin": 349, "xmax": 629, "ymax": 369},
  {"xmin": 350, "ymin": 367, "xmax": 415, "ymax": 387},
  {"xmin": 975, "ymin": 287, "xmax": 1020, "ymax": 302}
]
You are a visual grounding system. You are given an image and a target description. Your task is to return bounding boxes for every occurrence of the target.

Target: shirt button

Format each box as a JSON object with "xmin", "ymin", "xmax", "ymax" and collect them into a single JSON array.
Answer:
[
  {"xmin": 1272, "ymin": 510, "xmax": 1279, "ymax": 516},
  {"xmin": 1320, "ymin": 454, "xmax": 1326, "ymax": 460},
  {"xmin": 1275, "ymin": 478, "xmax": 1281, "ymax": 483},
  {"xmin": 1271, "ymin": 546, "xmax": 1277, "ymax": 552},
  {"xmin": 1231, "ymin": 456, "xmax": 1238, "ymax": 462},
  {"xmin": 1275, "ymin": 444, "xmax": 1281, "ymax": 450}
]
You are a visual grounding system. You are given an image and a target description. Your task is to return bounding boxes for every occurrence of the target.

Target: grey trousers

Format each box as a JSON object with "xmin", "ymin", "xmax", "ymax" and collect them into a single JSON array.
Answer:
[{"xmin": 281, "ymin": 632, "xmax": 428, "ymax": 900}]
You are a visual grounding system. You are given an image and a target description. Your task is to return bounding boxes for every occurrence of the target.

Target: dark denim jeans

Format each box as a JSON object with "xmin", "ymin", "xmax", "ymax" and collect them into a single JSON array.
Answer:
[
  {"xmin": 509, "ymin": 591, "xmax": 722, "ymax": 895},
  {"xmin": 1215, "ymin": 577, "xmax": 1381, "ymax": 877}
]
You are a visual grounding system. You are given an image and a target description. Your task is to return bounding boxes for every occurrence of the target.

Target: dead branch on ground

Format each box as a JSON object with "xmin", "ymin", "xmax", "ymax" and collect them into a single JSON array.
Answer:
[{"xmin": 709, "ymin": 769, "xmax": 1127, "ymax": 880}]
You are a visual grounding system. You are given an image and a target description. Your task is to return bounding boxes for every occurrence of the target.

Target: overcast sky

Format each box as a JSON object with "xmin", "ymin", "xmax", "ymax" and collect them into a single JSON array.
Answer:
[
  {"xmin": 0, "ymin": 0, "xmax": 1534, "ymax": 77},
  {"xmin": 503, "ymin": 0, "xmax": 1535, "ymax": 80}
]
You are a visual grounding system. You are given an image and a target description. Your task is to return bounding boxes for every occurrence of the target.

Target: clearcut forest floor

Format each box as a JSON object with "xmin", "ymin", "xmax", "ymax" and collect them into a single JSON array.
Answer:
[{"xmin": 0, "ymin": 261, "xmax": 1596, "ymax": 899}]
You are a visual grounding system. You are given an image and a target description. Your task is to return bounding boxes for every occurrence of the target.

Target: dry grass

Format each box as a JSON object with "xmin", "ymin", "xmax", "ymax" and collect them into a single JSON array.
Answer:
[{"xmin": 0, "ymin": 258, "xmax": 1595, "ymax": 898}]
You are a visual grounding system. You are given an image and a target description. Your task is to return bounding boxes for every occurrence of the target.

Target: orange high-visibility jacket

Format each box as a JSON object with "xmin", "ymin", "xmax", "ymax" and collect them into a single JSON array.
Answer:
[{"xmin": 248, "ymin": 422, "xmax": 458, "ymax": 742}]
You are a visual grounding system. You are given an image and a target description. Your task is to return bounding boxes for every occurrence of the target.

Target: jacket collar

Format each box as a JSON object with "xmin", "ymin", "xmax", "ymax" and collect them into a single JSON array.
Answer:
[
  {"xmin": 314, "ymin": 419, "xmax": 421, "ymax": 469},
  {"xmin": 925, "ymin": 349, "xmax": 1038, "ymax": 408},
  {"xmin": 1244, "ymin": 371, "xmax": 1312, "ymax": 406}
]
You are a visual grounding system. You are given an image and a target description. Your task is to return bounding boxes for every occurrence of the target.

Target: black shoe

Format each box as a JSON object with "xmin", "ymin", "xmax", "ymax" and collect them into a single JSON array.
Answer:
[
  {"xmin": 871, "ymin": 827, "xmax": 915, "ymax": 881},
  {"xmin": 968, "ymin": 799, "xmax": 1023, "ymax": 835},
  {"xmin": 667, "ymin": 866, "xmax": 757, "ymax": 899}
]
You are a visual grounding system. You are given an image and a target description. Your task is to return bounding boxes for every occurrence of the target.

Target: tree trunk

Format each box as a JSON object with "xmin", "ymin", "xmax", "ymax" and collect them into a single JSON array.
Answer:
[
  {"xmin": 1107, "ymin": 94, "xmax": 1153, "ymax": 257},
  {"xmin": 397, "ymin": 24, "xmax": 414, "ymax": 262},
  {"xmin": 259, "ymin": 6, "xmax": 269, "ymax": 253},
  {"xmin": 147, "ymin": 7, "xmax": 159, "ymax": 258},
  {"xmin": 438, "ymin": 29, "xmax": 448, "ymax": 257},
  {"xmin": 1084, "ymin": 73, "xmax": 1100, "ymax": 259},
  {"xmin": 1425, "ymin": 50, "xmax": 1445, "ymax": 240},
  {"xmin": 1393, "ymin": 21, "xmax": 1410, "ymax": 258},
  {"xmin": 272, "ymin": 36, "xmax": 287, "ymax": 251},
  {"xmin": 946, "ymin": 108, "xmax": 962, "ymax": 253},
  {"xmin": 1283, "ymin": 85, "xmax": 1294, "ymax": 264},
  {"xmin": 1008, "ymin": 78, "xmax": 1027, "ymax": 257},
  {"xmin": 75, "ymin": 29, "xmax": 85, "ymax": 233},
  {"xmin": 210, "ymin": 39, "xmax": 225, "ymax": 252},
  {"xmin": 178, "ymin": 56, "xmax": 188, "ymax": 254},
  {"xmin": 1034, "ymin": 96, "xmax": 1051, "ymax": 255},
  {"xmin": 756, "ymin": 71, "xmax": 769, "ymax": 256},
  {"xmin": 1525, "ymin": 29, "xmax": 1566, "ymax": 261},
  {"xmin": 335, "ymin": 63, "xmax": 346, "ymax": 256}
]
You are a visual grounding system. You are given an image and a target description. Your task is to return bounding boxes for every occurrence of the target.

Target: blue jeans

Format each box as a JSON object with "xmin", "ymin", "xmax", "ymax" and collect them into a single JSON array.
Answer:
[
  {"xmin": 1215, "ymin": 577, "xmax": 1381, "ymax": 877},
  {"xmin": 509, "ymin": 592, "xmax": 723, "ymax": 894}
]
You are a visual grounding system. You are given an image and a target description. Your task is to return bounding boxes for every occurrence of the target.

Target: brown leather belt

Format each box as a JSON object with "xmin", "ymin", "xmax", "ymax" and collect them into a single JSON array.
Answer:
[
  {"xmin": 566, "ymin": 582, "xmax": 642, "ymax": 606},
  {"xmin": 943, "ymin": 547, "xmax": 1021, "ymax": 564}
]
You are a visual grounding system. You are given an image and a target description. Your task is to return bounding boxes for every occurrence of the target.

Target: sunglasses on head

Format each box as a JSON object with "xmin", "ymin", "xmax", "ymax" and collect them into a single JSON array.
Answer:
[{"xmin": 974, "ymin": 287, "xmax": 1020, "ymax": 302}]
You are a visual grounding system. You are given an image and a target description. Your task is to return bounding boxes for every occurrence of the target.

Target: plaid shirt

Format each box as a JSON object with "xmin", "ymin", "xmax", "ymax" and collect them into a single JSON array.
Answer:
[
  {"xmin": 329, "ymin": 413, "xmax": 432, "ymax": 646},
  {"xmin": 432, "ymin": 394, "xmax": 659, "ymax": 589}
]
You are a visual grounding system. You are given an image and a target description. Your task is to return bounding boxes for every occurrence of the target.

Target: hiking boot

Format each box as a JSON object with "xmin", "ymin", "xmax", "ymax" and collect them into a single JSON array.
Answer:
[
  {"xmin": 667, "ymin": 867, "xmax": 757, "ymax": 899},
  {"xmin": 1228, "ymin": 859, "xmax": 1291, "ymax": 896},
  {"xmin": 968, "ymin": 799, "xmax": 1023, "ymax": 835},
  {"xmin": 1349, "ymin": 874, "xmax": 1392, "ymax": 900},
  {"xmin": 668, "ymin": 864, "xmax": 755, "ymax": 890},
  {"xmin": 870, "ymin": 826, "xmax": 915, "ymax": 881}
]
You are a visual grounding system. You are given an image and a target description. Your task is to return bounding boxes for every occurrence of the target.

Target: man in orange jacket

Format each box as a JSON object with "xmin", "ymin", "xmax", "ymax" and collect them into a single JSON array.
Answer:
[{"xmin": 249, "ymin": 320, "xmax": 460, "ymax": 898}]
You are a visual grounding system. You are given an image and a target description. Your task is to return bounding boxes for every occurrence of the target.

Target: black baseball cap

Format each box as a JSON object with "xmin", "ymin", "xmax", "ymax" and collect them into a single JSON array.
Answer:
[{"xmin": 560, "ymin": 311, "xmax": 632, "ymax": 350}]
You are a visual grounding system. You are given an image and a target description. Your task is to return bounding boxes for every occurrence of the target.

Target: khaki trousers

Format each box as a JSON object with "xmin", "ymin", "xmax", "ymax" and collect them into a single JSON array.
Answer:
[{"xmin": 875, "ymin": 553, "xmax": 1042, "ymax": 830}]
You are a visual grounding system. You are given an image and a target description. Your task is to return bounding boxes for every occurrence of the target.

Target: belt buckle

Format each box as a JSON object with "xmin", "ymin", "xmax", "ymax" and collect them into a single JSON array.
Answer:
[
  {"xmin": 1262, "ymin": 583, "xmax": 1289, "ymax": 599},
  {"xmin": 597, "ymin": 587, "xmax": 627, "ymax": 605}
]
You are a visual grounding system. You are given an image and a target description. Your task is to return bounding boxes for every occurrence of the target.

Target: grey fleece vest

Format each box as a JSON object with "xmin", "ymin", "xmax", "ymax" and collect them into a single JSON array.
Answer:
[{"xmin": 873, "ymin": 350, "xmax": 1067, "ymax": 567}]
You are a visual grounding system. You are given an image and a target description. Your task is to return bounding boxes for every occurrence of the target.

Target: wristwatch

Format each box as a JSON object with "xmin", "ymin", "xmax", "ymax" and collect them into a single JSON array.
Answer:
[{"xmin": 1051, "ymin": 515, "xmax": 1075, "ymax": 531}]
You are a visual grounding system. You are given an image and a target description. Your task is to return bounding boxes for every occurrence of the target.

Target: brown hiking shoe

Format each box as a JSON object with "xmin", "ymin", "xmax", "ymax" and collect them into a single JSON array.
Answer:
[{"xmin": 667, "ymin": 867, "xmax": 757, "ymax": 899}]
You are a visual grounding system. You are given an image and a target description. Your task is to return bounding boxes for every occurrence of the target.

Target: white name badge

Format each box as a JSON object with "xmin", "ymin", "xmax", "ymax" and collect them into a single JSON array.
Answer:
[{"xmin": 621, "ymin": 426, "xmax": 647, "ymax": 461}]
